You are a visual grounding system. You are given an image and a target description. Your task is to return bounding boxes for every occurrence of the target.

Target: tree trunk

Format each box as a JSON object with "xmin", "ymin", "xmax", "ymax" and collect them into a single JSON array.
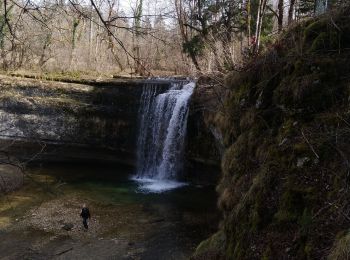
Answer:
[
  {"xmin": 39, "ymin": 33, "xmax": 52, "ymax": 68},
  {"xmin": 288, "ymin": 0, "xmax": 296, "ymax": 24},
  {"xmin": 108, "ymin": 34, "xmax": 124, "ymax": 71},
  {"xmin": 175, "ymin": 0, "xmax": 201, "ymax": 71},
  {"xmin": 133, "ymin": 0, "xmax": 143, "ymax": 75},
  {"xmin": 247, "ymin": 0, "xmax": 251, "ymax": 46},
  {"xmin": 88, "ymin": 5, "xmax": 93, "ymax": 68},
  {"xmin": 254, "ymin": 0, "xmax": 267, "ymax": 54},
  {"xmin": 69, "ymin": 18, "xmax": 80, "ymax": 70},
  {"xmin": 278, "ymin": 0, "xmax": 284, "ymax": 32}
]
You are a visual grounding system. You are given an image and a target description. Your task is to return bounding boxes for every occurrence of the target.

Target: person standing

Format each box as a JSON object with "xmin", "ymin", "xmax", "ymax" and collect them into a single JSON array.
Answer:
[{"xmin": 80, "ymin": 204, "xmax": 91, "ymax": 230}]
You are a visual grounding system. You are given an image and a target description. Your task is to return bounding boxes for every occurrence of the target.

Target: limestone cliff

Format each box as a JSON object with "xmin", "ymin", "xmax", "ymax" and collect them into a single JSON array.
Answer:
[
  {"xmin": 0, "ymin": 75, "xmax": 220, "ymax": 179},
  {"xmin": 0, "ymin": 75, "xmax": 149, "ymax": 165}
]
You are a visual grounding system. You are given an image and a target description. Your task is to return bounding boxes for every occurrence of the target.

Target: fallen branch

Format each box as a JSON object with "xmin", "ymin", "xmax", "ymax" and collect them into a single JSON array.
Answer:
[
  {"xmin": 55, "ymin": 247, "xmax": 73, "ymax": 256},
  {"xmin": 301, "ymin": 129, "xmax": 319, "ymax": 159},
  {"xmin": 328, "ymin": 202, "xmax": 350, "ymax": 222}
]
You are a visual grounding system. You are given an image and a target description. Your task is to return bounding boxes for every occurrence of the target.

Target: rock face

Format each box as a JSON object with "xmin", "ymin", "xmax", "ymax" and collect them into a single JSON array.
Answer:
[
  {"xmin": 186, "ymin": 80, "xmax": 223, "ymax": 183},
  {"xmin": 0, "ymin": 165, "xmax": 23, "ymax": 193},
  {"xmin": 0, "ymin": 75, "xmax": 220, "ymax": 180},
  {"xmin": 0, "ymin": 75, "xmax": 148, "ymax": 165}
]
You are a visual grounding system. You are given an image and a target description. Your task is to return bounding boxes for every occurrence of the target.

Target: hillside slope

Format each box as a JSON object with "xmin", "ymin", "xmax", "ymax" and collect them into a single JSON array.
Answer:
[{"xmin": 195, "ymin": 6, "xmax": 350, "ymax": 259}]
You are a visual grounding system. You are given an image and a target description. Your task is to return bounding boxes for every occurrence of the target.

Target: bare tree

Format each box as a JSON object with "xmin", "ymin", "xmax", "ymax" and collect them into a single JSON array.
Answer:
[
  {"xmin": 288, "ymin": 0, "xmax": 296, "ymax": 24},
  {"xmin": 253, "ymin": 0, "xmax": 268, "ymax": 53},
  {"xmin": 278, "ymin": 0, "xmax": 284, "ymax": 32}
]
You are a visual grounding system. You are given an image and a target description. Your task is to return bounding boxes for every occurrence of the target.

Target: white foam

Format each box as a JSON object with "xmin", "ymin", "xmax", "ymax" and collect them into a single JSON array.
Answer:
[{"xmin": 132, "ymin": 177, "xmax": 188, "ymax": 193}]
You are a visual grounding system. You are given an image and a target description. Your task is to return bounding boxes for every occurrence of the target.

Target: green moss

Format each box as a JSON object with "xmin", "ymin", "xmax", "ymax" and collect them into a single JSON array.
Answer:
[
  {"xmin": 328, "ymin": 232, "xmax": 350, "ymax": 259},
  {"xmin": 231, "ymin": 82, "xmax": 250, "ymax": 106},
  {"xmin": 293, "ymin": 142, "xmax": 309, "ymax": 155},
  {"xmin": 309, "ymin": 31, "xmax": 340, "ymax": 52},
  {"xmin": 233, "ymin": 240, "xmax": 245, "ymax": 259},
  {"xmin": 304, "ymin": 242, "xmax": 313, "ymax": 259},
  {"xmin": 275, "ymin": 189, "xmax": 305, "ymax": 224},
  {"xmin": 299, "ymin": 208, "xmax": 312, "ymax": 235},
  {"xmin": 193, "ymin": 231, "xmax": 225, "ymax": 258},
  {"xmin": 250, "ymin": 189, "xmax": 268, "ymax": 232},
  {"xmin": 303, "ymin": 19, "xmax": 327, "ymax": 44},
  {"xmin": 251, "ymin": 198, "xmax": 274, "ymax": 232},
  {"xmin": 293, "ymin": 59, "xmax": 304, "ymax": 73},
  {"xmin": 279, "ymin": 119, "xmax": 297, "ymax": 139},
  {"xmin": 274, "ymin": 209, "xmax": 295, "ymax": 223},
  {"xmin": 262, "ymin": 246, "xmax": 272, "ymax": 260},
  {"xmin": 310, "ymin": 32, "xmax": 328, "ymax": 52},
  {"xmin": 251, "ymin": 206, "xmax": 261, "ymax": 231},
  {"xmin": 209, "ymin": 6, "xmax": 350, "ymax": 260},
  {"xmin": 239, "ymin": 108, "xmax": 256, "ymax": 130}
]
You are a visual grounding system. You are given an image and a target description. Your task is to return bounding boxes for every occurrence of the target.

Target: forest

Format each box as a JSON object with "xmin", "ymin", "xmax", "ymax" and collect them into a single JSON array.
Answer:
[{"xmin": 0, "ymin": 0, "xmax": 341, "ymax": 76}]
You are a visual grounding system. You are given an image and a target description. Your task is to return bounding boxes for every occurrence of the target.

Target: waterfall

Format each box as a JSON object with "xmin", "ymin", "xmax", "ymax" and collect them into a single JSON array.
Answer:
[{"xmin": 133, "ymin": 81, "xmax": 195, "ymax": 192}]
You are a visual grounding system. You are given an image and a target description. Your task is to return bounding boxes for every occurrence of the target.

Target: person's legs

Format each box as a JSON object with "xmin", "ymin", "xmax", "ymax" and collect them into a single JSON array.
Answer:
[{"xmin": 83, "ymin": 218, "xmax": 88, "ymax": 229}]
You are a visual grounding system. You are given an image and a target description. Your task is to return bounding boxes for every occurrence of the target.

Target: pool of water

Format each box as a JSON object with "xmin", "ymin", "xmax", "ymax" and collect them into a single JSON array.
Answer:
[{"xmin": 0, "ymin": 162, "xmax": 219, "ymax": 259}]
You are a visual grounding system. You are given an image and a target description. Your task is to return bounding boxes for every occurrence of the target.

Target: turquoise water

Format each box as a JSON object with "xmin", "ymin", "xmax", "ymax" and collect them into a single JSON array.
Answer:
[{"xmin": 34, "ymin": 163, "xmax": 217, "ymax": 208}]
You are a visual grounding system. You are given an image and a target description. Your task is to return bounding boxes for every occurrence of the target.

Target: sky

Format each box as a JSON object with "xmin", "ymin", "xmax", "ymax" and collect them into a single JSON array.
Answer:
[
  {"xmin": 119, "ymin": 0, "xmax": 174, "ymax": 16},
  {"xmin": 117, "ymin": 0, "xmax": 176, "ymax": 27}
]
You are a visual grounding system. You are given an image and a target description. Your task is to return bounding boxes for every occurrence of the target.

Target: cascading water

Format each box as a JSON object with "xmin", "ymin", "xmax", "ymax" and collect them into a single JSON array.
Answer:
[{"xmin": 133, "ymin": 80, "xmax": 195, "ymax": 192}]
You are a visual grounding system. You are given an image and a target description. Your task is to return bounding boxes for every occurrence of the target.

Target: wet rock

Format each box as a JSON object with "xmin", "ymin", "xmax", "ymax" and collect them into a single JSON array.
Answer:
[
  {"xmin": 62, "ymin": 223, "xmax": 74, "ymax": 231},
  {"xmin": 297, "ymin": 157, "xmax": 310, "ymax": 168},
  {"xmin": 150, "ymin": 218, "xmax": 165, "ymax": 223},
  {"xmin": 0, "ymin": 165, "xmax": 23, "ymax": 193}
]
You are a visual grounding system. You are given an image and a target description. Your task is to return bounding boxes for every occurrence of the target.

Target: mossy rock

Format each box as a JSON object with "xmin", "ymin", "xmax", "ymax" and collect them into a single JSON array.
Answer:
[
  {"xmin": 309, "ymin": 31, "xmax": 339, "ymax": 52},
  {"xmin": 192, "ymin": 231, "xmax": 225, "ymax": 259},
  {"xmin": 278, "ymin": 119, "xmax": 297, "ymax": 139},
  {"xmin": 293, "ymin": 142, "xmax": 310, "ymax": 155},
  {"xmin": 303, "ymin": 19, "xmax": 327, "ymax": 44},
  {"xmin": 250, "ymin": 194, "xmax": 274, "ymax": 232},
  {"xmin": 299, "ymin": 208, "xmax": 312, "ymax": 235},
  {"xmin": 239, "ymin": 108, "xmax": 256, "ymax": 130},
  {"xmin": 292, "ymin": 59, "xmax": 305, "ymax": 76},
  {"xmin": 262, "ymin": 246, "xmax": 273, "ymax": 260},
  {"xmin": 310, "ymin": 32, "xmax": 328, "ymax": 52},
  {"xmin": 274, "ymin": 188, "xmax": 305, "ymax": 224},
  {"xmin": 328, "ymin": 231, "xmax": 350, "ymax": 260}
]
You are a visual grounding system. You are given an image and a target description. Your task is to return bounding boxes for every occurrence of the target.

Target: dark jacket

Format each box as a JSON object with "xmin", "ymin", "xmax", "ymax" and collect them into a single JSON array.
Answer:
[{"xmin": 80, "ymin": 207, "xmax": 91, "ymax": 219}]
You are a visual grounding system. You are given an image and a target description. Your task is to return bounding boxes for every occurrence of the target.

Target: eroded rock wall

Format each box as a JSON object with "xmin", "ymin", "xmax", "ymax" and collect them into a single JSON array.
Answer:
[
  {"xmin": 0, "ymin": 76, "xmax": 160, "ymax": 165},
  {"xmin": 0, "ymin": 75, "xmax": 220, "ymax": 179}
]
